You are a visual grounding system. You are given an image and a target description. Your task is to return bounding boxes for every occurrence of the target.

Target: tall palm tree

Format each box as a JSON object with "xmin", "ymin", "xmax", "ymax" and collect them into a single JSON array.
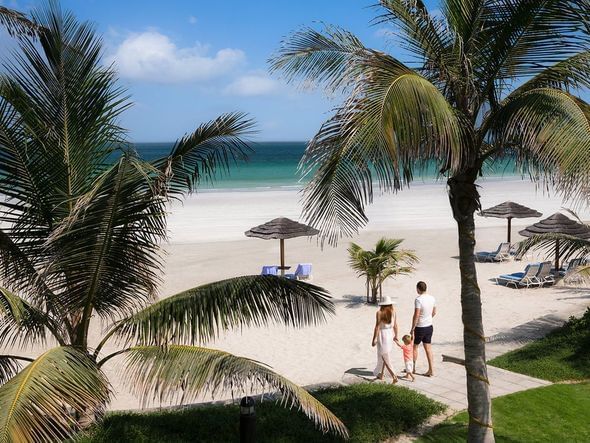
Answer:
[
  {"xmin": 270, "ymin": 1, "xmax": 590, "ymax": 440},
  {"xmin": 348, "ymin": 238, "xmax": 418, "ymax": 303},
  {"xmin": 0, "ymin": 3, "xmax": 348, "ymax": 441}
]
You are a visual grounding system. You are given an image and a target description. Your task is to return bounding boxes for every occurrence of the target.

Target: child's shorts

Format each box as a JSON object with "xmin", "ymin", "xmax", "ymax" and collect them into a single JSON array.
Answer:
[{"xmin": 405, "ymin": 360, "xmax": 414, "ymax": 373}]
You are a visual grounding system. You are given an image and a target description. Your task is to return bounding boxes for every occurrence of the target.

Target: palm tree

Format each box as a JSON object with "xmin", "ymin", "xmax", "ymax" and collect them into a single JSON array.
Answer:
[
  {"xmin": 0, "ymin": 3, "xmax": 348, "ymax": 441},
  {"xmin": 270, "ymin": 1, "xmax": 590, "ymax": 440},
  {"xmin": 348, "ymin": 238, "xmax": 418, "ymax": 304}
]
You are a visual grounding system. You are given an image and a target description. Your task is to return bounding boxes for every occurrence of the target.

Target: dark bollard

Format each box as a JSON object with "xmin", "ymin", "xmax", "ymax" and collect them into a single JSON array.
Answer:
[{"xmin": 240, "ymin": 396, "xmax": 256, "ymax": 443}]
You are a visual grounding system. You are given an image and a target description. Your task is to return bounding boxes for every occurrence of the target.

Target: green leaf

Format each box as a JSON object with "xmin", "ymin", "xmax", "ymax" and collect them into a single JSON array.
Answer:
[
  {"xmin": 114, "ymin": 275, "xmax": 334, "ymax": 347},
  {"xmin": 123, "ymin": 345, "xmax": 349, "ymax": 438},
  {"xmin": 0, "ymin": 346, "xmax": 110, "ymax": 443}
]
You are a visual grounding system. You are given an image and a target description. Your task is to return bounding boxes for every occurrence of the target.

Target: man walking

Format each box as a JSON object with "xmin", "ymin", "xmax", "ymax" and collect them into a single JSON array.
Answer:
[{"xmin": 410, "ymin": 281, "xmax": 436, "ymax": 376}]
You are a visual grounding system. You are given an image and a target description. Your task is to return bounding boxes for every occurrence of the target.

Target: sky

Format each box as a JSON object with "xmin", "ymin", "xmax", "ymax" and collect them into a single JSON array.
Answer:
[{"xmin": 3, "ymin": 0, "xmax": 443, "ymax": 142}]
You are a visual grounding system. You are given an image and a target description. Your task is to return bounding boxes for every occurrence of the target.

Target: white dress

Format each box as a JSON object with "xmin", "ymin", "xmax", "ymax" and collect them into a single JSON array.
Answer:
[{"xmin": 373, "ymin": 319, "xmax": 395, "ymax": 377}]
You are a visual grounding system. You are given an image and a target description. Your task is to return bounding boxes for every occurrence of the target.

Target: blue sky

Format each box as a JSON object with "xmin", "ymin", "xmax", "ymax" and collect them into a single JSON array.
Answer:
[{"xmin": 4, "ymin": 0, "xmax": 441, "ymax": 142}]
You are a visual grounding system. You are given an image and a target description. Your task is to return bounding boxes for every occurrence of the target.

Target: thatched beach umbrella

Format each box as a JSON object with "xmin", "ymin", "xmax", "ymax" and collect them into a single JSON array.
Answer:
[
  {"xmin": 519, "ymin": 212, "xmax": 590, "ymax": 270},
  {"xmin": 479, "ymin": 201, "xmax": 542, "ymax": 243},
  {"xmin": 245, "ymin": 217, "xmax": 319, "ymax": 275}
]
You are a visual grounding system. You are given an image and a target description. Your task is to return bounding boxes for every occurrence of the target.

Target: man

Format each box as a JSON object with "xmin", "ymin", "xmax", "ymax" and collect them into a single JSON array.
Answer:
[{"xmin": 410, "ymin": 281, "xmax": 436, "ymax": 376}]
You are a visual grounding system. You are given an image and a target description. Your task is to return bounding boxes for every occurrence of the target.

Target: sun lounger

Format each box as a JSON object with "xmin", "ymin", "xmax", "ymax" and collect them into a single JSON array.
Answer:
[
  {"xmin": 495, "ymin": 263, "xmax": 541, "ymax": 288},
  {"xmin": 284, "ymin": 263, "xmax": 312, "ymax": 280},
  {"xmin": 261, "ymin": 265, "xmax": 278, "ymax": 276},
  {"xmin": 559, "ymin": 258, "xmax": 582, "ymax": 277},
  {"xmin": 476, "ymin": 242, "xmax": 511, "ymax": 262},
  {"xmin": 532, "ymin": 261, "xmax": 554, "ymax": 287}
]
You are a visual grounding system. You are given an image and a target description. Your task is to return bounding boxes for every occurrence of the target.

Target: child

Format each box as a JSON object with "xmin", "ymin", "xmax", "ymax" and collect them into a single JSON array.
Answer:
[{"xmin": 396, "ymin": 335, "xmax": 415, "ymax": 381}]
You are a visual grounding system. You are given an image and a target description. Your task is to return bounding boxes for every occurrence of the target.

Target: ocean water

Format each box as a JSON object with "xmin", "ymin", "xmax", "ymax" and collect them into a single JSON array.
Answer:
[{"xmin": 133, "ymin": 141, "xmax": 519, "ymax": 191}]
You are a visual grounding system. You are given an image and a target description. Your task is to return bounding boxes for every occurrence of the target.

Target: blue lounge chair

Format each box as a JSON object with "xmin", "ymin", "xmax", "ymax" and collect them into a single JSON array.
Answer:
[
  {"xmin": 261, "ymin": 265, "xmax": 278, "ymax": 276},
  {"xmin": 285, "ymin": 263, "xmax": 312, "ymax": 280},
  {"xmin": 476, "ymin": 242, "xmax": 511, "ymax": 262},
  {"xmin": 496, "ymin": 263, "xmax": 541, "ymax": 288}
]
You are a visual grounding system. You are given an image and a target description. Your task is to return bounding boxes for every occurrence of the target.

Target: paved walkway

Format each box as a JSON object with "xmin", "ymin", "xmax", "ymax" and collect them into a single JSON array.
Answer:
[{"xmin": 342, "ymin": 313, "xmax": 562, "ymax": 411}]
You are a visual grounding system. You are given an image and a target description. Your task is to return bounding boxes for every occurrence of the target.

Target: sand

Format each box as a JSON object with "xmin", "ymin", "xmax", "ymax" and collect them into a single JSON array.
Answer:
[{"xmin": 5, "ymin": 178, "xmax": 590, "ymax": 410}]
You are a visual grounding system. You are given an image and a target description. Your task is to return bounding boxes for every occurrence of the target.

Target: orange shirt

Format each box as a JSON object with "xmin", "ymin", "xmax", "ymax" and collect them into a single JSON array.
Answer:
[{"xmin": 401, "ymin": 344, "xmax": 413, "ymax": 361}]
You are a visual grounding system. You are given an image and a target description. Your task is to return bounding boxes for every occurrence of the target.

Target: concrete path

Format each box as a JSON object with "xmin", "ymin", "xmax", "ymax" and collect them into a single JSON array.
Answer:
[{"xmin": 343, "ymin": 313, "xmax": 561, "ymax": 411}]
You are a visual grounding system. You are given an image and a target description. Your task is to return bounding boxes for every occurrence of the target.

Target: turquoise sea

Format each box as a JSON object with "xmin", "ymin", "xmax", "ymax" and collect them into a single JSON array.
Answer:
[{"xmin": 134, "ymin": 141, "xmax": 519, "ymax": 191}]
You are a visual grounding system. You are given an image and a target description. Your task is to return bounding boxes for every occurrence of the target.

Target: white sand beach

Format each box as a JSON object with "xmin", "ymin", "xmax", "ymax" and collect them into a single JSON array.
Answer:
[{"xmin": 7, "ymin": 178, "xmax": 590, "ymax": 410}]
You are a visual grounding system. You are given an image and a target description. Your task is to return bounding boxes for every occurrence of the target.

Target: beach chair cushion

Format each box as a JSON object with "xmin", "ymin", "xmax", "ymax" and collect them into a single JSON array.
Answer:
[
  {"xmin": 261, "ymin": 265, "xmax": 278, "ymax": 276},
  {"xmin": 295, "ymin": 263, "xmax": 312, "ymax": 278}
]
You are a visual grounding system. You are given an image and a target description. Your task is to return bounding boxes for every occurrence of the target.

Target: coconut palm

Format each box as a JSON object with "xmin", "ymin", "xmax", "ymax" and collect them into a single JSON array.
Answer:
[
  {"xmin": 270, "ymin": 1, "xmax": 590, "ymax": 440},
  {"xmin": 0, "ymin": 3, "xmax": 348, "ymax": 441},
  {"xmin": 348, "ymin": 238, "xmax": 418, "ymax": 304}
]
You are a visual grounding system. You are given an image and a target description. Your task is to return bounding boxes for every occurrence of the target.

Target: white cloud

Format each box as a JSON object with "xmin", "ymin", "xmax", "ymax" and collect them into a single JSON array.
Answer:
[
  {"xmin": 224, "ymin": 74, "xmax": 280, "ymax": 96},
  {"xmin": 188, "ymin": 16, "xmax": 197, "ymax": 25},
  {"xmin": 109, "ymin": 31, "xmax": 245, "ymax": 83}
]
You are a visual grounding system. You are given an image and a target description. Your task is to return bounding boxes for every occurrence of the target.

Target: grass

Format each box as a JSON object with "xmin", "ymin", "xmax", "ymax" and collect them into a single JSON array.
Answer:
[
  {"xmin": 488, "ymin": 308, "xmax": 590, "ymax": 382},
  {"xmin": 77, "ymin": 383, "xmax": 445, "ymax": 443},
  {"xmin": 417, "ymin": 383, "xmax": 590, "ymax": 443}
]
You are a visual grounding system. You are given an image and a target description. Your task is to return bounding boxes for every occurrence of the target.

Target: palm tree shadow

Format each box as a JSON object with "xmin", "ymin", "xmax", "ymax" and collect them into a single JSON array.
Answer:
[
  {"xmin": 335, "ymin": 294, "xmax": 369, "ymax": 309},
  {"xmin": 343, "ymin": 367, "xmax": 374, "ymax": 378}
]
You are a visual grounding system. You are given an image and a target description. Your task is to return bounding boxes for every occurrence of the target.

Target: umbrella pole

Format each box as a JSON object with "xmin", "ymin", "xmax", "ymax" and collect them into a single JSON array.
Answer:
[
  {"xmin": 280, "ymin": 239, "xmax": 285, "ymax": 276},
  {"xmin": 507, "ymin": 217, "xmax": 512, "ymax": 244},
  {"xmin": 555, "ymin": 239, "xmax": 560, "ymax": 272}
]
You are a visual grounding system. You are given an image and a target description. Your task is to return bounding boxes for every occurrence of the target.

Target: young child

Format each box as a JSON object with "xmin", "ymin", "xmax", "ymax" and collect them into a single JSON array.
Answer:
[{"xmin": 396, "ymin": 335, "xmax": 415, "ymax": 381}]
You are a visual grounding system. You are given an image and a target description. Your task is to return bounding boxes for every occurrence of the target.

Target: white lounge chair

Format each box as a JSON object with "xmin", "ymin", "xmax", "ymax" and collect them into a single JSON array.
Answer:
[
  {"xmin": 495, "ymin": 263, "xmax": 541, "ymax": 288},
  {"xmin": 476, "ymin": 242, "xmax": 511, "ymax": 262},
  {"xmin": 532, "ymin": 261, "xmax": 554, "ymax": 287}
]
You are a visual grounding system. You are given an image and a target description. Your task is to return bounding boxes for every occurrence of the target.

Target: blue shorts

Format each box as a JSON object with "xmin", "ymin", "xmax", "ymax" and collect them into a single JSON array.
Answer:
[{"xmin": 414, "ymin": 325, "xmax": 433, "ymax": 345}]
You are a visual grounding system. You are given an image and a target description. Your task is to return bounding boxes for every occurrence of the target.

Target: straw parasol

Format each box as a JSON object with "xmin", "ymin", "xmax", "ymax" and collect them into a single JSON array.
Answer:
[
  {"xmin": 519, "ymin": 212, "xmax": 590, "ymax": 270},
  {"xmin": 479, "ymin": 201, "xmax": 542, "ymax": 243},
  {"xmin": 245, "ymin": 217, "xmax": 319, "ymax": 275}
]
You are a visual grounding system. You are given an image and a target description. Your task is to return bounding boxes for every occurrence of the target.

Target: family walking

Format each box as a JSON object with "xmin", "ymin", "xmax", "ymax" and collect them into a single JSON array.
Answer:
[{"xmin": 372, "ymin": 281, "xmax": 436, "ymax": 383}]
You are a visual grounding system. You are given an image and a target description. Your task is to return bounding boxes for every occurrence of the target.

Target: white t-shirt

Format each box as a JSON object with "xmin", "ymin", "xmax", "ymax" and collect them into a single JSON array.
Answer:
[{"xmin": 415, "ymin": 293, "xmax": 436, "ymax": 327}]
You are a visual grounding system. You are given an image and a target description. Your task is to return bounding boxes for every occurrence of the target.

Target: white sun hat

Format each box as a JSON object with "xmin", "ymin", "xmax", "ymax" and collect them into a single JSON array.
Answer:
[{"xmin": 378, "ymin": 296, "xmax": 396, "ymax": 306}]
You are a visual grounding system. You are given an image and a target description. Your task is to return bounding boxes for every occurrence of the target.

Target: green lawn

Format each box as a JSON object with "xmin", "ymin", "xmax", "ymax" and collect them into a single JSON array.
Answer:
[
  {"xmin": 418, "ymin": 383, "xmax": 590, "ymax": 443},
  {"xmin": 78, "ymin": 383, "xmax": 445, "ymax": 443},
  {"xmin": 488, "ymin": 308, "xmax": 590, "ymax": 382}
]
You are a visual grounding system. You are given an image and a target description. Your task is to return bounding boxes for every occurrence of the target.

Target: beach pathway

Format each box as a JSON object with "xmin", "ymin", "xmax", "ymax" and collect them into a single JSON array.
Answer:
[{"xmin": 343, "ymin": 313, "xmax": 561, "ymax": 411}]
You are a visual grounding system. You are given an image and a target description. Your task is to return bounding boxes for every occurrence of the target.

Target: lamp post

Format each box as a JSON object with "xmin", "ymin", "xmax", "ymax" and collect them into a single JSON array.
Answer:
[{"xmin": 240, "ymin": 396, "xmax": 256, "ymax": 443}]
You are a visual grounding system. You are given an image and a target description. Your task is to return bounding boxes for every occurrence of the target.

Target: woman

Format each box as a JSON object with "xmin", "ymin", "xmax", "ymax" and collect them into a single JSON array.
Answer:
[{"xmin": 372, "ymin": 296, "xmax": 399, "ymax": 383}]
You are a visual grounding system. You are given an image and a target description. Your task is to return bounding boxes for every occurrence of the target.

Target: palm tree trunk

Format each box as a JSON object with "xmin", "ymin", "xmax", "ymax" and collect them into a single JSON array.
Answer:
[
  {"xmin": 370, "ymin": 284, "xmax": 379, "ymax": 304},
  {"xmin": 448, "ymin": 173, "xmax": 494, "ymax": 443}
]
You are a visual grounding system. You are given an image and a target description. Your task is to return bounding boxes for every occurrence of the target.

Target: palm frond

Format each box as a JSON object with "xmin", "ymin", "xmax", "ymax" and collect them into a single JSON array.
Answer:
[
  {"xmin": 515, "ymin": 51, "xmax": 590, "ymax": 93},
  {"xmin": 484, "ymin": 88, "xmax": 590, "ymax": 204},
  {"xmin": 0, "ymin": 6, "xmax": 40, "ymax": 37},
  {"xmin": 0, "ymin": 287, "xmax": 64, "ymax": 347},
  {"xmin": 517, "ymin": 233, "xmax": 590, "ymax": 263},
  {"xmin": 476, "ymin": 0, "xmax": 590, "ymax": 98},
  {"xmin": 0, "ymin": 228, "xmax": 56, "ymax": 307},
  {"xmin": 44, "ymin": 155, "xmax": 166, "ymax": 327},
  {"xmin": 0, "ymin": 0, "xmax": 130, "ymax": 226},
  {"xmin": 300, "ymin": 62, "xmax": 463, "ymax": 245},
  {"xmin": 123, "ymin": 345, "xmax": 348, "ymax": 438},
  {"xmin": 151, "ymin": 112, "xmax": 255, "ymax": 197},
  {"xmin": 0, "ymin": 346, "xmax": 110, "ymax": 443},
  {"xmin": 113, "ymin": 276, "xmax": 334, "ymax": 348},
  {"xmin": 0, "ymin": 356, "xmax": 23, "ymax": 385},
  {"xmin": 376, "ymin": 0, "xmax": 456, "ymax": 77},
  {"xmin": 269, "ymin": 24, "xmax": 371, "ymax": 92}
]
